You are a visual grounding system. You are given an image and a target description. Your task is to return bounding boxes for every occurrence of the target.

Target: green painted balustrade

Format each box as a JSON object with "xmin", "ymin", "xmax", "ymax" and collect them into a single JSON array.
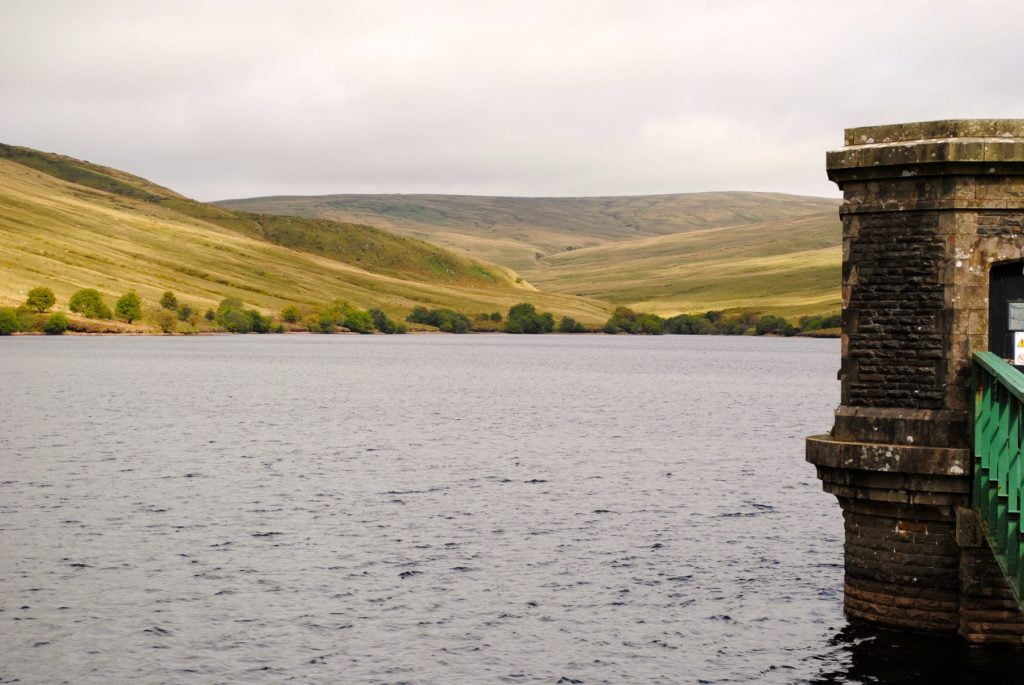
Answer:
[{"xmin": 973, "ymin": 350, "xmax": 1024, "ymax": 604}]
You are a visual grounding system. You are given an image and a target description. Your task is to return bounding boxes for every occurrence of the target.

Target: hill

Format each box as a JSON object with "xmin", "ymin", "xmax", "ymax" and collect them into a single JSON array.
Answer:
[
  {"xmin": 0, "ymin": 145, "xmax": 611, "ymax": 324},
  {"xmin": 532, "ymin": 212, "xmax": 840, "ymax": 318},
  {"xmin": 216, "ymin": 191, "xmax": 842, "ymax": 318}
]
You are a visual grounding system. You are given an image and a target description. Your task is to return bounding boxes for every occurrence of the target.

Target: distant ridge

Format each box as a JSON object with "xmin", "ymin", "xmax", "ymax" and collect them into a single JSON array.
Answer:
[{"xmin": 217, "ymin": 191, "xmax": 842, "ymax": 318}]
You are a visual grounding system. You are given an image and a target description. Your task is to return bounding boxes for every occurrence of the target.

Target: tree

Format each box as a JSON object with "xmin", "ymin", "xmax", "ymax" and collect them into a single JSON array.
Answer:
[
  {"xmin": 115, "ymin": 291, "xmax": 143, "ymax": 323},
  {"xmin": 215, "ymin": 297, "xmax": 253, "ymax": 332},
  {"xmin": 602, "ymin": 307, "xmax": 638, "ymax": 334},
  {"xmin": 0, "ymin": 308, "xmax": 18, "ymax": 335},
  {"xmin": 247, "ymin": 309, "xmax": 270, "ymax": 333},
  {"xmin": 280, "ymin": 305, "xmax": 301, "ymax": 324},
  {"xmin": 177, "ymin": 304, "xmax": 194, "ymax": 322},
  {"xmin": 636, "ymin": 313, "xmax": 665, "ymax": 335},
  {"xmin": 756, "ymin": 315, "xmax": 797, "ymax": 336},
  {"xmin": 159, "ymin": 291, "xmax": 178, "ymax": 310},
  {"xmin": 26, "ymin": 287, "xmax": 55, "ymax": 313},
  {"xmin": 42, "ymin": 312, "xmax": 69, "ymax": 335},
  {"xmin": 154, "ymin": 309, "xmax": 177, "ymax": 334},
  {"xmin": 664, "ymin": 314, "xmax": 714, "ymax": 334},
  {"xmin": 344, "ymin": 309, "xmax": 374, "ymax": 334},
  {"xmin": 506, "ymin": 303, "xmax": 555, "ymax": 334},
  {"xmin": 313, "ymin": 312, "xmax": 336, "ymax": 333},
  {"xmin": 406, "ymin": 306, "xmax": 471, "ymax": 333},
  {"xmin": 219, "ymin": 309, "xmax": 252, "ymax": 333},
  {"xmin": 558, "ymin": 316, "xmax": 586, "ymax": 333},
  {"xmin": 69, "ymin": 288, "xmax": 112, "ymax": 319},
  {"xmin": 204, "ymin": 308, "xmax": 215, "ymax": 322},
  {"xmin": 370, "ymin": 308, "xmax": 396, "ymax": 333}
]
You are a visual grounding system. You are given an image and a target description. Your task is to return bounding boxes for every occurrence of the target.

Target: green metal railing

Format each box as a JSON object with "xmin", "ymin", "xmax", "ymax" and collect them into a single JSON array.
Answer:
[{"xmin": 973, "ymin": 350, "xmax": 1024, "ymax": 603}]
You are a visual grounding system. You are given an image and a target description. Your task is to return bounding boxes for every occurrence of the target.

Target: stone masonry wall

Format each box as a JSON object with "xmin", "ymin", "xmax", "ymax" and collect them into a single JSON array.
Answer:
[
  {"xmin": 845, "ymin": 210, "xmax": 946, "ymax": 409},
  {"xmin": 809, "ymin": 120, "xmax": 1024, "ymax": 641}
]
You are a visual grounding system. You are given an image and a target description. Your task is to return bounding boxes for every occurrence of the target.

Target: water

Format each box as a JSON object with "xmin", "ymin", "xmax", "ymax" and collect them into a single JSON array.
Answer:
[{"xmin": 0, "ymin": 335, "xmax": 1019, "ymax": 684}]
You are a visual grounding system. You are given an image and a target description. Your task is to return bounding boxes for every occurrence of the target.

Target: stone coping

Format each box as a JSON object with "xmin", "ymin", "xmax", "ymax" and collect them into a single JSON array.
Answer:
[
  {"xmin": 845, "ymin": 120, "xmax": 1024, "ymax": 146},
  {"xmin": 827, "ymin": 139, "xmax": 1024, "ymax": 174},
  {"xmin": 807, "ymin": 434, "xmax": 970, "ymax": 477}
]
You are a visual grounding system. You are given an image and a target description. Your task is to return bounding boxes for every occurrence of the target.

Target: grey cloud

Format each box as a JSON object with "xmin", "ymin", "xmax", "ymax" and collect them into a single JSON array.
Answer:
[{"xmin": 3, "ymin": 0, "xmax": 1024, "ymax": 201}]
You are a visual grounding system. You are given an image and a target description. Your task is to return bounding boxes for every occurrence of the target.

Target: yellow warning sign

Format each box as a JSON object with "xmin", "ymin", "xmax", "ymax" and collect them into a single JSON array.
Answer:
[{"xmin": 1015, "ymin": 332, "xmax": 1024, "ymax": 364}]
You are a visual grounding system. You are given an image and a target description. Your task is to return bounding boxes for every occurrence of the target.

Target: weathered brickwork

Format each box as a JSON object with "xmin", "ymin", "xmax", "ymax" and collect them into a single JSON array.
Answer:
[
  {"xmin": 845, "ymin": 211, "xmax": 946, "ymax": 409},
  {"xmin": 807, "ymin": 120, "xmax": 1024, "ymax": 642}
]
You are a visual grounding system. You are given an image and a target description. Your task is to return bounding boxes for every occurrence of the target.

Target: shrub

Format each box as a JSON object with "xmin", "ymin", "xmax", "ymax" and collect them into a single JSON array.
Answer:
[
  {"xmin": 115, "ymin": 291, "xmax": 143, "ymax": 323},
  {"xmin": 154, "ymin": 309, "xmax": 177, "ymax": 334},
  {"xmin": 370, "ymin": 308, "xmax": 397, "ymax": 334},
  {"xmin": 717, "ymin": 319, "xmax": 750, "ymax": 335},
  {"xmin": 664, "ymin": 314, "xmax": 707, "ymax": 334},
  {"xmin": 314, "ymin": 313, "xmax": 337, "ymax": 333},
  {"xmin": 69, "ymin": 288, "xmax": 112, "ymax": 319},
  {"xmin": 14, "ymin": 306, "xmax": 37, "ymax": 331},
  {"xmin": 219, "ymin": 308, "xmax": 252, "ymax": 333},
  {"xmin": 280, "ymin": 305, "xmax": 301, "ymax": 324},
  {"xmin": 42, "ymin": 312, "xmax": 69, "ymax": 335},
  {"xmin": 247, "ymin": 309, "xmax": 270, "ymax": 333},
  {"xmin": 0, "ymin": 308, "xmax": 18, "ymax": 335},
  {"xmin": 798, "ymin": 314, "xmax": 842, "ymax": 332},
  {"xmin": 506, "ymin": 303, "xmax": 555, "ymax": 334},
  {"xmin": 407, "ymin": 306, "xmax": 471, "ymax": 333},
  {"xmin": 755, "ymin": 315, "xmax": 797, "ymax": 336},
  {"xmin": 602, "ymin": 307, "xmax": 665, "ymax": 335},
  {"xmin": 204, "ymin": 308, "xmax": 215, "ymax": 322},
  {"xmin": 636, "ymin": 313, "xmax": 665, "ymax": 335},
  {"xmin": 344, "ymin": 309, "xmax": 374, "ymax": 334},
  {"xmin": 215, "ymin": 298, "xmax": 255, "ymax": 332},
  {"xmin": 26, "ymin": 287, "xmax": 55, "ymax": 313},
  {"xmin": 557, "ymin": 316, "xmax": 586, "ymax": 333},
  {"xmin": 159, "ymin": 291, "xmax": 178, "ymax": 310},
  {"xmin": 177, "ymin": 304, "xmax": 194, "ymax": 322}
]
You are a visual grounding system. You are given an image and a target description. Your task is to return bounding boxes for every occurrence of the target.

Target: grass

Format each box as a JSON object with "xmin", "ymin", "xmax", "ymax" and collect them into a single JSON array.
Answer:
[
  {"xmin": 530, "ymin": 213, "xmax": 841, "ymax": 318},
  {"xmin": 0, "ymin": 153, "xmax": 612, "ymax": 325},
  {"xmin": 218, "ymin": 192, "xmax": 843, "ymax": 319}
]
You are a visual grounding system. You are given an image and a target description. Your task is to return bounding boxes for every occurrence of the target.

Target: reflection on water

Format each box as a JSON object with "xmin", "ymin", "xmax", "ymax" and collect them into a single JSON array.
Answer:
[
  {"xmin": 0, "ymin": 335, "xmax": 1018, "ymax": 683},
  {"xmin": 813, "ymin": 621, "xmax": 1024, "ymax": 685}
]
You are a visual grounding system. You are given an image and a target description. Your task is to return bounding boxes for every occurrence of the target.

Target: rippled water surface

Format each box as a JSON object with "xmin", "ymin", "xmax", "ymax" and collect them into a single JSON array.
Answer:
[{"xmin": 1, "ymin": 335, "xmax": 1019, "ymax": 684}]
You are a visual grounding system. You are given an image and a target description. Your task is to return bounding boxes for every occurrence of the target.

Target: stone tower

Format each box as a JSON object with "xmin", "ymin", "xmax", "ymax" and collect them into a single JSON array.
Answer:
[{"xmin": 807, "ymin": 120, "xmax": 1024, "ymax": 643}]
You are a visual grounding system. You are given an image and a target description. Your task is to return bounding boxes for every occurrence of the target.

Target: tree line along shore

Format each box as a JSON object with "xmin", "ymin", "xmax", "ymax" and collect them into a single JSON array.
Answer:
[{"xmin": 0, "ymin": 286, "xmax": 840, "ymax": 338}]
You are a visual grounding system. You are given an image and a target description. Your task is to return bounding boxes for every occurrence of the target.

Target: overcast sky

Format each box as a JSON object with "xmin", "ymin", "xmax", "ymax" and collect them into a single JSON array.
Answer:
[{"xmin": 3, "ymin": 1, "xmax": 1024, "ymax": 201}]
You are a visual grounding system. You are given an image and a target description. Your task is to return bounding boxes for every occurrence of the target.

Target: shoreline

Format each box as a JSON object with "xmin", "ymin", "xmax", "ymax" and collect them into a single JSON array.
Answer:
[{"xmin": 6, "ymin": 329, "xmax": 840, "ymax": 339}]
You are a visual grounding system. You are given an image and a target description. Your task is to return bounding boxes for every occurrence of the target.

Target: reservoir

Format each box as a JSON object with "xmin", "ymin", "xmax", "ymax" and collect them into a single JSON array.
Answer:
[{"xmin": 0, "ymin": 335, "xmax": 1017, "ymax": 683}]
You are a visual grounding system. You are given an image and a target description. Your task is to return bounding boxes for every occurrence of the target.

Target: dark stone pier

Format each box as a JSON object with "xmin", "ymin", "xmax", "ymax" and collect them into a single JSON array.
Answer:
[{"xmin": 807, "ymin": 120, "xmax": 1024, "ymax": 643}]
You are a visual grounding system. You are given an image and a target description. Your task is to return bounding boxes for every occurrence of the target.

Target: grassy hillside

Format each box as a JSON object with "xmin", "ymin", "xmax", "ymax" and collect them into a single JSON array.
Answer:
[
  {"xmin": 215, "ymin": 192, "xmax": 841, "ymax": 271},
  {"xmin": 532, "ymin": 213, "xmax": 841, "ymax": 318},
  {"xmin": 217, "ymin": 191, "xmax": 842, "ymax": 318},
  {"xmin": 0, "ymin": 149, "xmax": 612, "ymax": 324}
]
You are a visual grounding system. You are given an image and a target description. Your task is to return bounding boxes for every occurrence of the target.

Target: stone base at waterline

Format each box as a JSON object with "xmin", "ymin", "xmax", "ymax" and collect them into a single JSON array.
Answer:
[{"xmin": 807, "ymin": 434, "xmax": 1024, "ymax": 643}]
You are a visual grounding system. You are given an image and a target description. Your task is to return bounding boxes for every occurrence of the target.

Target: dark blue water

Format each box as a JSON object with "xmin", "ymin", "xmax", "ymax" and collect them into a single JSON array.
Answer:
[{"xmin": 0, "ymin": 335, "xmax": 1018, "ymax": 683}]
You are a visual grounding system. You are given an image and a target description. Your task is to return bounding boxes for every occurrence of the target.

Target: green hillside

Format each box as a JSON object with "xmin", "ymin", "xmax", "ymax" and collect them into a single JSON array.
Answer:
[
  {"xmin": 0, "ymin": 146, "xmax": 612, "ymax": 324},
  {"xmin": 215, "ymin": 192, "xmax": 840, "ymax": 272},
  {"xmin": 532, "ymin": 213, "xmax": 841, "ymax": 318},
  {"xmin": 217, "ymin": 191, "xmax": 842, "ymax": 318}
]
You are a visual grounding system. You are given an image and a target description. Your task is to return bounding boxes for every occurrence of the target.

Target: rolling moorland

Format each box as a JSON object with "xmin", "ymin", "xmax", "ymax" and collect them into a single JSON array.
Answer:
[
  {"xmin": 216, "ymin": 192, "xmax": 843, "ymax": 319},
  {"xmin": 0, "ymin": 144, "xmax": 613, "ymax": 328}
]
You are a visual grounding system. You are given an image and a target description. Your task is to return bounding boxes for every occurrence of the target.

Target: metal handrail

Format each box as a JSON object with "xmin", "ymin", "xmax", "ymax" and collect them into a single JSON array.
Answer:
[{"xmin": 973, "ymin": 351, "xmax": 1024, "ymax": 604}]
